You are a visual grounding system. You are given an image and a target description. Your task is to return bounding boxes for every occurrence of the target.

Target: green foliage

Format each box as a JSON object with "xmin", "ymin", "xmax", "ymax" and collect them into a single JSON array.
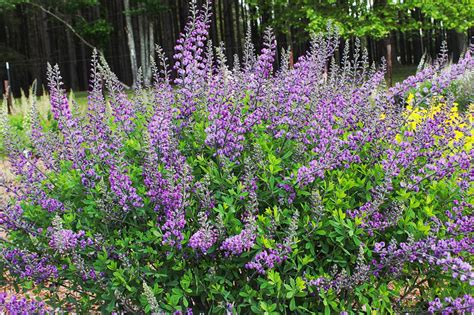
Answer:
[
  {"xmin": 76, "ymin": 18, "xmax": 113, "ymax": 48},
  {"xmin": 0, "ymin": 0, "xmax": 24, "ymax": 11},
  {"xmin": 2, "ymin": 97, "xmax": 472, "ymax": 313},
  {"xmin": 303, "ymin": 0, "xmax": 474, "ymax": 38}
]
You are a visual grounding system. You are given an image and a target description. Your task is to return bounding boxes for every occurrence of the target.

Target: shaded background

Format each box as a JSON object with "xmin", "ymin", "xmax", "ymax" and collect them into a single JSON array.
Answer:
[{"xmin": 0, "ymin": 0, "xmax": 473, "ymax": 96}]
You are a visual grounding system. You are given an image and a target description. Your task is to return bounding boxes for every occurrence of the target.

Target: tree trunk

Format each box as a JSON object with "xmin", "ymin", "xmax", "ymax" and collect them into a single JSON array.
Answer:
[
  {"xmin": 240, "ymin": 0, "xmax": 247, "ymax": 38},
  {"xmin": 234, "ymin": 0, "xmax": 242, "ymax": 56},
  {"xmin": 249, "ymin": 5, "xmax": 259, "ymax": 51},
  {"xmin": 40, "ymin": 10, "xmax": 52, "ymax": 62},
  {"xmin": 177, "ymin": 0, "xmax": 188, "ymax": 31},
  {"xmin": 147, "ymin": 21, "xmax": 154, "ymax": 84},
  {"xmin": 124, "ymin": 0, "xmax": 138, "ymax": 88},
  {"xmin": 161, "ymin": 0, "xmax": 175, "ymax": 60},
  {"xmin": 210, "ymin": 0, "xmax": 219, "ymax": 44},
  {"xmin": 413, "ymin": 29, "xmax": 422, "ymax": 64},
  {"xmin": 399, "ymin": 31, "xmax": 407, "ymax": 65},
  {"xmin": 407, "ymin": 36, "xmax": 412, "ymax": 64},
  {"xmin": 223, "ymin": 0, "xmax": 235, "ymax": 61},
  {"xmin": 457, "ymin": 32, "xmax": 467, "ymax": 60},
  {"xmin": 80, "ymin": 42, "xmax": 89, "ymax": 90},
  {"xmin": 27, "ymin": 10, "xmax": 43, "ymax": 93},
  {"xmin": 385, "ymin": 35, "xmax": 393, "ymax": 87},
  {"xmin": 65, "ymin": 16, "xmax": 78, "ymax": 90},
  {"xmin": 139, "ymin": 11, "xmax": 147, "ymax": 80},
  {"xmin": 218, "ymin": 0, "xmax": 225, "ymax": 45},
  {"xmin": 172, "ymin": 0, "xmax": 181, "ymax": 50}
]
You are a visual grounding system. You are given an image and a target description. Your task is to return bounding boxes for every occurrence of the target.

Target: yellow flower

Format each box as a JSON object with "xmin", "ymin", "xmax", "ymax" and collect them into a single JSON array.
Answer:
[{"xmin": 398, "ymin": 96, "xmax": 473, "ymax": 151}]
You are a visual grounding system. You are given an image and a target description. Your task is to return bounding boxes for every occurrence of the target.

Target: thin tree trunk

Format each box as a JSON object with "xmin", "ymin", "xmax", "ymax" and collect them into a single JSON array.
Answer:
[
  {"xmin": 399, "ymin": 31, "xmax": 407, "ymax": 64},
  {"xmin": 40, "ymin": 10, "xmax": 52, "ymax": 61},
  {"xmin": 210, "ymin": 0, "xmax": 219, "ymax": 44},
  {"xmin": 124, "ymin": 0, "xmax": 138, "ymax": 88},
  {"xmin": 407, "ymin": 31, "xmax": 414, "ymax": 64},
  {"xmin": 241, "ymin": 0, "xmax": 248, "ymax": 39},
  {"xmin": 115, "ymin": 0, "xmax": 130, "ymax": 84},
  {"xmin": 65, "ymin": 16, "xmax": 78, "ymax": 90},
  {"xmin": 428, "ymin": 27, "xmax": 434, "ymax": 59},
  {"xmin": 456, "ymin": 32, "xmax": 467, "ymax": 60},
  {"xmin": 147, "ymin": 20, "xmax": 154, "ymax": 84},
  {"xmin": 161, "ymin": 1, "xmax": 175, "ymax": 59},
  {"xmin": 249, "ymin": 5, "xmax": 259, "ymax": 51},
  {"xmin": 161, "ymin": 9, "xmax": 171, "ymax": 57},
  {"xmin": 413, "ymin": 29, "xmax": 422, "ymax": 64},
  {"xmin": 139, "ymin": 11, "xmax": 147, "ymax": 79},
  {"xmin": 234, "ymin": 0, "xmax": 242, "ymax": 56},
  {"xmin": 223, "ymin": 0, "xmax": 235, "ymax": 60},
  {"xmin": 80, "ymin": 42, "xmax": 88, "ymax": 90},
  {"xmin": 177, "ymin": 0, "xmax": 187, "ymax": 31},
  {"xmin": 218, "ymin": 0, "xmax": 225, "ymax": 45},
  {"xmin": 386, "ymin": 35, "xmax": 393, "ymax": 87},
  {"xmin": 417, "ymin": 9, "xmax": 425, "ymax": 60},
  {"xmin": 28, "ymin": 10, "xmax": 42, "ymax": 93},
  {"xmin": 172, "ymin": 0, "xmax": 181, "ymax": 49}
]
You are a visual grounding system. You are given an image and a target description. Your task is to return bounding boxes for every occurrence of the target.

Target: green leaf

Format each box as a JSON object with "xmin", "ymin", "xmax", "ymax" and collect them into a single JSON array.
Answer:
[{"xmin": 290, "ymin": 297, "xmax": 296, "ymax": 311}]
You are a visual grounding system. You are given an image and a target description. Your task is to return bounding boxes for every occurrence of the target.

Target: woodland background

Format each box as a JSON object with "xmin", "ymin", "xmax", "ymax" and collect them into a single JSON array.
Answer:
[{"xmin": 0, "ymin": 0, "xmax": 473, "ymax": 96}]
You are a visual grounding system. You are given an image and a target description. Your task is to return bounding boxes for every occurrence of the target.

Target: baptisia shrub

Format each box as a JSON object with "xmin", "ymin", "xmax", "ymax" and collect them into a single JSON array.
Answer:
[{"xmin": 1, "ymin": 2, "xmax": 473, "ymax": 313}]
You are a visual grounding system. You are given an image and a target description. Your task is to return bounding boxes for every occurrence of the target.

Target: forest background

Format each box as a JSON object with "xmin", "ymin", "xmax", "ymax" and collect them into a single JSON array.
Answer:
[{"xmin": 0, "ymin": 0, "xmax": 473, "ymax": 96}]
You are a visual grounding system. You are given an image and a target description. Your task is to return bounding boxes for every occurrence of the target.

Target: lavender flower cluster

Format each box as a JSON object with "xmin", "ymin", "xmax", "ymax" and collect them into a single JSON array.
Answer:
[
  {"xmin": 428, "ymin": 295, "xmax": 474, "ymax": 314},
  {"xmin": 0, "ymin": 293, "xmax": 48, "ymax": 315},
  {"xmin": 373, "ymin": 236, "xmax": 474, "ymax": 284},
  {"xmin": 48, "ymin": 215, "xmax": 92, "ymax": 254},
  {"xmin": 2, "ymin": 249, "xmax": 59, "ymax": 283}
]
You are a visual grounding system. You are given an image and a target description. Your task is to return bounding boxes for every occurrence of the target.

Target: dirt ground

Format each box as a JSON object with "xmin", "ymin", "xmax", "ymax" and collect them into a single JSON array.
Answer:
[
  {"xmin": 0, "ymin": 159, "xmax": 22, "ymax": 300},
  {"xmin": 0, "ymin": 158, "xmax": 94, "ymax": 311}
]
